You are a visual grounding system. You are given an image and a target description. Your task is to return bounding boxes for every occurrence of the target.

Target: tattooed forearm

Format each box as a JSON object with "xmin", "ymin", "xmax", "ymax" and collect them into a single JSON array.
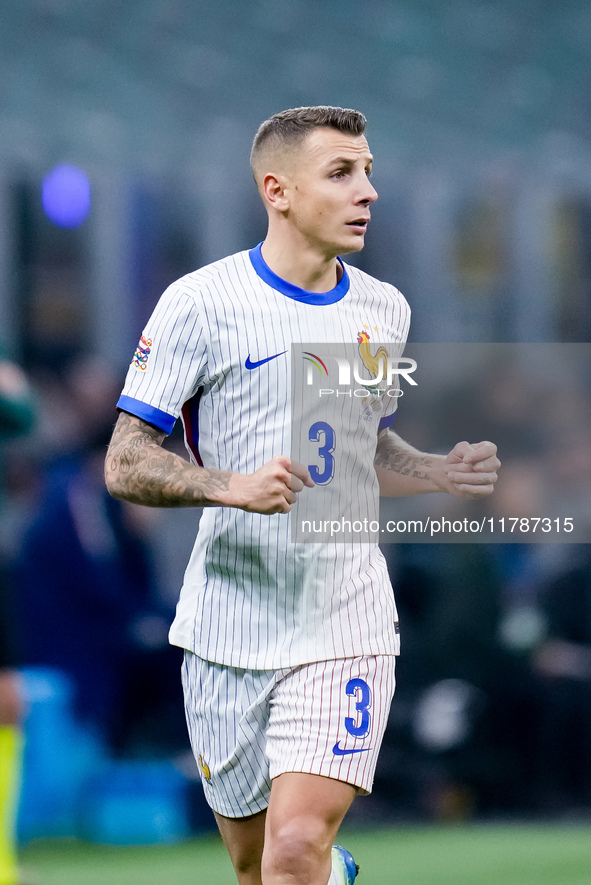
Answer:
[
  {"xmin": 374, "ymin": 431, "xmax": 433, "ymax": 481},
  {"xmin": 374, "ymin": 429, "xmax": 449, "ymax": 497},
  {"xmin": 105, "ymin": 411, "xmax": 232, "ymax": 507}
]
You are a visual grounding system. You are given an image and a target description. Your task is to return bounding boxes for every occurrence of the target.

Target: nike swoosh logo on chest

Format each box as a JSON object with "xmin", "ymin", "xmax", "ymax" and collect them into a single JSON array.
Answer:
[{"xmin": 245, "ymin": 351, "xmax": 287, "ymax": 370}]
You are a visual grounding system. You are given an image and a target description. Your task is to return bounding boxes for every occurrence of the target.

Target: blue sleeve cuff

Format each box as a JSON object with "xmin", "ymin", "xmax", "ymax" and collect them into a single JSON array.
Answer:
[
  {"xmin": 378, "ymin": 412, "xmax": 396, "ymax": 432},
  {"xmin": 117, "ymin": 395, "xmax": 176, "ymax": 435}
]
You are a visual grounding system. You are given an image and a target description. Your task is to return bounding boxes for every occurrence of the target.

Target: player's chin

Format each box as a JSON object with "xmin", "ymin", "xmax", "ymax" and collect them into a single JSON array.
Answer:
[{"xmin": 339, "ymin": 234, "xmax": 366, "ymax": 255}]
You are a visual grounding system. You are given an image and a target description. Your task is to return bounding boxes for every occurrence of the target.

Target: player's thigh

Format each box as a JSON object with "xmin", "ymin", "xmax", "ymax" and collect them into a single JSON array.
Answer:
[
  {"xmin": 267, "ymin": 655, "xmax": 396, "ymax": 796},
  {"xmin": 268, "ymin": 771, "xmax": 357, "ymax": 836}
]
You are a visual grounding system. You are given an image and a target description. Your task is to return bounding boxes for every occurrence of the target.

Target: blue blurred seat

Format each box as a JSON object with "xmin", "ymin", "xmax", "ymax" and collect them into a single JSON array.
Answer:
[
  {"xmin": 17, "ymin": 667, "xmax": 106, "ymax": 841},
  {"xmin": 81, "ymin": 760, "xmax": 190, "ymax": 845}
]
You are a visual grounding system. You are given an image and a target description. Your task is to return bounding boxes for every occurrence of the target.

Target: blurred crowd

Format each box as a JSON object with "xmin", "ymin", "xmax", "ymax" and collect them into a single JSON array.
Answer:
[
  {"xmin": 0, "ymin": 343, "xmax": 590, "ymax": 837},
  {"xmin": 0, "ymin": 350, "xmax": 189, "ymax": 759},
  {"xmin": 377, "ymin": 541, "xmax": 591, "ymax": 821},
  {"xmin": 374, "ymin": 346, "xmax": 591, "ymax": 821}
]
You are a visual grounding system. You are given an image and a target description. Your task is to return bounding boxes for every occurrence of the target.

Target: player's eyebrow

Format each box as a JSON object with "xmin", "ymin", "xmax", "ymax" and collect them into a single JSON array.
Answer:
[{"xmin": 326, "ymin": 154, "xmax": 373, "ymax": 170}]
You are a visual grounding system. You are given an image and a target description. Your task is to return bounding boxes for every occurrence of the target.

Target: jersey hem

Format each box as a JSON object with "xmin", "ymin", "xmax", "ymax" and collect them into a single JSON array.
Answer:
[{"xmin": 168, "ymin": 630, "xmax": 400, "ymax": 668}]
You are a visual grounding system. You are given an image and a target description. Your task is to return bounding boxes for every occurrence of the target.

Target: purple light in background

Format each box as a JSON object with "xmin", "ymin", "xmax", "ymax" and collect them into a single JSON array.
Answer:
[{"xmin": 41, "ymin": 164, "xmax": 91, "ymax": 228}]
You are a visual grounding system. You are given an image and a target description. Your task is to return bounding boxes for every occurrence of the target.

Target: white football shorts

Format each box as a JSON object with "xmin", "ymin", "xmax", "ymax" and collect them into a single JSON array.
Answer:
[{"xmin": 182, "ymin": 652, "xmax": 396, "ymax": 818}]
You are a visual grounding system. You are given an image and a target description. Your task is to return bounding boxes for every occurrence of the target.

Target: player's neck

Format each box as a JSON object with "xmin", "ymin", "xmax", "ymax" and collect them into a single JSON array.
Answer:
[{"xmin": 260, "ymin": 235, "xmax": 341, "ymax": 293}]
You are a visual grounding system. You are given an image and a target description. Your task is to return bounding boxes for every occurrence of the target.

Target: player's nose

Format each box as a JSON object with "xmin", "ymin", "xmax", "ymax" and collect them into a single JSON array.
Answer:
[{"xmin": 359, "ymin": 179, "xmax": 378, "ymax": 205}]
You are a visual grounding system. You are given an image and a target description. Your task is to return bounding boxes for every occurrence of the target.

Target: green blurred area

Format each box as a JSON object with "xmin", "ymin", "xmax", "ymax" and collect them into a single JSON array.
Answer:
[{"xmin": 20, "ymin": 824, "xmax": 591, "ymax": 885}]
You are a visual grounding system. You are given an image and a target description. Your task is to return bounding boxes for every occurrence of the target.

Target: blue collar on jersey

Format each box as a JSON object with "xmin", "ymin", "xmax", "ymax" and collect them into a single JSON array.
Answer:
[{"xmin": 249, "ymin": 242, "xmax": 350, "ymax": 305}]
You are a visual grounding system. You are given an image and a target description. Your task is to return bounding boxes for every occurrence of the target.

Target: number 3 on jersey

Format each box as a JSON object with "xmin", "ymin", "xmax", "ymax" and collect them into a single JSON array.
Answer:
[{"xmin": 308, "ymin": 421, "xmax": 335, "ymax": 485}]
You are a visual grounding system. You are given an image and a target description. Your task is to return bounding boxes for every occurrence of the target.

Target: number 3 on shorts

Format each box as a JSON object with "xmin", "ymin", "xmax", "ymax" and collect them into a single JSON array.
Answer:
[{"xmin": 344, "ymin": 677, "xmax": 372, "ymax": 738}]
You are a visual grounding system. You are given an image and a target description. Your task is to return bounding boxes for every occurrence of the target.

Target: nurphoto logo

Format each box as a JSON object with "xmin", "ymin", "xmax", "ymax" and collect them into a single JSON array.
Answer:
[{"xmin": 303, "ymin": 334, "xmax": 417, "ymax": 401}]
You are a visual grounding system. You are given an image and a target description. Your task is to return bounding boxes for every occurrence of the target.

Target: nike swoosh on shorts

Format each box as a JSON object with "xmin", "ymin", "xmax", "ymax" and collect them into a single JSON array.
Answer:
[
  {"xmin": 332, "ymin": 742, "xmax": 372, "ymax": 756},
  {"xmin": 245, "ymin": 351, "xmax": 287, "ymax": 370}
]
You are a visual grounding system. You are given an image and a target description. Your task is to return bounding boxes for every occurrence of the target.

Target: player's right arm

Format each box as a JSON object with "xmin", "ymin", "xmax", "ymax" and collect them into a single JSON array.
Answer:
[{"xmin": 105, "ymin": 410, "xmax": 312, "ymax": 514}]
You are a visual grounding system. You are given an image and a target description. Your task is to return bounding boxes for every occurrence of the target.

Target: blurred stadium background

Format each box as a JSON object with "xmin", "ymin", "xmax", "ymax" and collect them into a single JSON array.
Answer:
[{"xmin": 0, "ymin": 0, "xmax": 590, "ymax": 882}]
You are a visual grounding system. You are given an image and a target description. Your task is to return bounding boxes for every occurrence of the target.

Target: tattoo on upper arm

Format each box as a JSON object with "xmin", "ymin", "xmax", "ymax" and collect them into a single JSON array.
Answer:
[
  {"xmin": 374, "ymin": 430, "xmax": 432, "ymax": 481},
  {"xmin": 105, "ymin": 411, "xmax": 232, "ymax": 507},
  {"xmin": 109, "ymin": 412, "xmax": 165, "ymax": 460}
]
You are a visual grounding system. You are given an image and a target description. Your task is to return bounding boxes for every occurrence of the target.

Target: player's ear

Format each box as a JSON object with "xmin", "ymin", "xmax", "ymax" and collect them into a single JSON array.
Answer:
[{"xmin": 262, "ymin": 172, "xmax": 290, "ymax": 212}]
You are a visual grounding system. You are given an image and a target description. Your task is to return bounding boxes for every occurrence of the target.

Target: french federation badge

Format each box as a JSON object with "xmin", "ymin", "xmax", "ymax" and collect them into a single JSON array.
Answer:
[
  {"xmin": 356, "ymin": 329, "xmax": 390, "ymax": 421},
  {"xmin": 198, "ymin": 754, "xmax": 211, "ymax": 781}
]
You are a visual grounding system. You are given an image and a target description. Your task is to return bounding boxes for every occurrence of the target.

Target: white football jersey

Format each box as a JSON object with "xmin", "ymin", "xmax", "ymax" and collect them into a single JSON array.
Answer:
[{"xmin": 118, "ymin": 244, "xmax": 410, "ymax": 668}]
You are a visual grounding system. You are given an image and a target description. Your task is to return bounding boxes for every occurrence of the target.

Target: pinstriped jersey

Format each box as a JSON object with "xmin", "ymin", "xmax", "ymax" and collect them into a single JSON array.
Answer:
[{"xmin": 117, "ymin": 244, "xmax": 410, "ymax": 669}]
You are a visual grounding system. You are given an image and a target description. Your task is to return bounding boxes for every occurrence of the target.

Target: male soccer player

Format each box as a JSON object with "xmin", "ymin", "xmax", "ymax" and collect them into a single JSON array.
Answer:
[{"xmin": 105, "ymin": 106, "xmax": 500, "ymax": 885}]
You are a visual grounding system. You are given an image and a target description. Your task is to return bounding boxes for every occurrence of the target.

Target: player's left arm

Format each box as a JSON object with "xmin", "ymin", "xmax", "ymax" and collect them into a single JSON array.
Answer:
[{"xmin": 374, "ymin": 429, "xmax": 500, "ymax": 499}]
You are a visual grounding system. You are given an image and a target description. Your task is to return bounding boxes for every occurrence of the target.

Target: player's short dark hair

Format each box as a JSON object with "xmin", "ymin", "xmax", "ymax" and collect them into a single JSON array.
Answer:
[{"xmin": 250, "ymin": 106, "xmax": 367, "ymax": 177}]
